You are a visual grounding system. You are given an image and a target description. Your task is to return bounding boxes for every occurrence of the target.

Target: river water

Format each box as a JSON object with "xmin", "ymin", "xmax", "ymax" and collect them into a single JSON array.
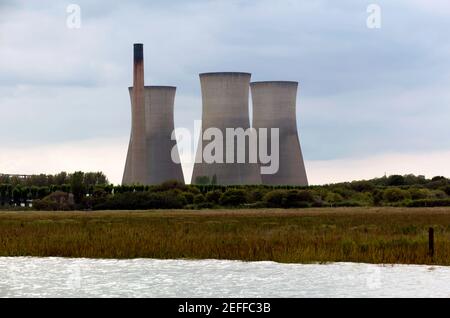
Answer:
[{"xmin": 0, "ymin": 257, "xmax": 449, "ymax": 297}]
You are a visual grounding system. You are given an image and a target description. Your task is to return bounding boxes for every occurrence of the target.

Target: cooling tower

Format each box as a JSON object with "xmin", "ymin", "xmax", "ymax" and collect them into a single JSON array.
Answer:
[
  {"xmin": 123, "ymin": 86, "xmax": 184, "ymax": 185},
  {"xmin": 122, "ymin": 44, "xmax": 184, "ymax": 185},
  {"xmin": 191, "ymin": 72, "xmax": 262, "ymax": 185},
  {"xmin": 250, "ymin": 81, "xmax": 308, "ymax": 186}
]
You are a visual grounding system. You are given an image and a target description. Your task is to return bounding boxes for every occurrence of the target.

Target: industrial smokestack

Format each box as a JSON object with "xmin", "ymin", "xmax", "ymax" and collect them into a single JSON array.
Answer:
[
  {"xmin": 191, "ymin": 72, "xmax": 262, "ymax": 185},
  {"xmin": 123, "ymin": 86, "xmax": 185, "ymax": 185},
  {"xmin": 250, "ymin": 81, "xmax": 308, "ymax": 186},
  {"xmin": 124, "ymin": 43, "xmax": 148, "ymax": 184}
]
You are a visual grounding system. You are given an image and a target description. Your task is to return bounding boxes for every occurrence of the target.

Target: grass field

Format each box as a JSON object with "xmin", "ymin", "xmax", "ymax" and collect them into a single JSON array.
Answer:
[{"xmin": 1, "ymin": 207, "xmax": 450, "ymax": 265}]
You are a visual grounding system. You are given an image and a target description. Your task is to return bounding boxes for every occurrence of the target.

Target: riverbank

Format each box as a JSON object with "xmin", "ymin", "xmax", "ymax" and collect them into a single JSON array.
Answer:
[{"xmin": 1, "ymin": 207, "xmax": 450, "ymax": 265}]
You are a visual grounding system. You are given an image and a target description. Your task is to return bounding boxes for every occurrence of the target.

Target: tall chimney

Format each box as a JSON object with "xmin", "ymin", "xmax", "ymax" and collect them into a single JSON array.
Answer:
[
  {"xmin": 123, "ymin": 44, "xmax": 185, "ymax": 185},
  {"xmin": 129, "ymin": 43, "xmax": 147, "ymax": 184}
]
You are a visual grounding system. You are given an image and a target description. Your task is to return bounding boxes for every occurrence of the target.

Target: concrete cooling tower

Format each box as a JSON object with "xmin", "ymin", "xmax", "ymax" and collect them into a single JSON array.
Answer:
[
  {"xmin": 122, "ymin": 44, "xmax": 184, "ymax": 185},
  {"xmin": 250, "ymin": 81, "xmax": 308, "ymax": 186},
  {"xmin": 191, "ymin": 72, "xmax": 262, "ymax": 185}
]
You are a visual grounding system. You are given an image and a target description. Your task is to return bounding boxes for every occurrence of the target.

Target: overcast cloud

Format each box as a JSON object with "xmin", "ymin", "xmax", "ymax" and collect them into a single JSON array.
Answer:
[{"xmin": 1, "ymin": 0, "xmax": 449, "ymax": 184}]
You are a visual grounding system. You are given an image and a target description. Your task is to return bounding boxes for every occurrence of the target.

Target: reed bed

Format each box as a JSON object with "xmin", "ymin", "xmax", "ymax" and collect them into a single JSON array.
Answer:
[{"xmin": 1, "ymin": 207, "xmax": 450, "ymax": 265}]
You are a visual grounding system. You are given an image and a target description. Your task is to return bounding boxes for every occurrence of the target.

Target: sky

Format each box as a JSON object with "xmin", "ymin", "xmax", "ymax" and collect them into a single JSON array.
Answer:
[{"xmin": 1, "ymin": 0, "xmax": 450, "ymax": 185}]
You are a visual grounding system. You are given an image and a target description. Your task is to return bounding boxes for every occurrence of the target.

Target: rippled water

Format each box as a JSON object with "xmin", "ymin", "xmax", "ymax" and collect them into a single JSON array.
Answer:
[{"xmin": 0, "ymin": 257, "xmax": 449, "ymax": 297}]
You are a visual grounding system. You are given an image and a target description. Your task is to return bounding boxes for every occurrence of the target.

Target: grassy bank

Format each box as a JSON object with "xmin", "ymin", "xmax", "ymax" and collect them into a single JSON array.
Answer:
[{"xmin": 1, "ymin": 207, "xmax": 450, "ymax": 265}]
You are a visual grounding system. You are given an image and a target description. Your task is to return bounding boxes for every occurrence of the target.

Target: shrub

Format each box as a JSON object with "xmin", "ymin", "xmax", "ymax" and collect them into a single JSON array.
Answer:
[
  {"xmin": 329, "ymin": 186, "xmax": 354, "ymax": 199},
  {"xmin": 93, "ymin": 187, "xmax": 108, "ymax": 198},
  {"xmin": 262, "ymin": 190, "xmax": 313, "ymax": 208},
  {"xmin": 373, "ymin": 189, "xmax": 383, "ymax": 206},
  {"xmin": 431, "ymin": 190, "xmax": 447, "ymax": 199},
  {"xmin": 350, "ymin": 181, "xmax": 375, "ymax": 192},
  {"xmin": 444, "ymin": 186, "xmax": 450, "ymax": 196},
  {"xmin": 94, "ymin": 190, "xmax": 187, "ymax": 210},
  {"xmin": 33, "ymin": 191, "xmax": 75, "ymax": 211},
  {"xmin": 409, "ymin": 188, "xmax": 432, "ymax": 200},
  {"xmin": 335, "ymin": 200, "xmax": 364, "ymax": 207},
  {"xmin": 181, "ymin": 192, "xmax": 194, "ymax": 204},
  {"xmin": 325, "ymin": 192, "xmax": 344, "ymax": 206},
  {"xmin": 219, "ymin": 189, "xmax": 247, "ymax": 206},
  {"xmin": 386, "ymin": 175, "xmax": 405, "ymax": 186},
  {"xmin": 351, "ymin": 192, "xmax": 374, "ymax": 206},
  {"xmin": 246, "ymin": 189, "xmax": 267, "ymax": 203},
  {"xmin": 283, "ymin": 190, "xmax": 313, "ymax": 208},
  {"xmin": 383, "ymin": 188, "xmax": 411, "ymax": 203},
  {"xmin": 294, "ymin": 190, "xmax": 315, "ymax": 202},
  {"xmin": 158, "ymin": 180, "xmax": 186, "ymax": 192},
  {"xmin": 193, "ymin": 194, "xmax": 205, "ymax": 204},
  {"xmin": 205, "ymin": 190, "xmax": 222, "ymax": 204},
  {"xmin": 196, "ymin": 202, "xmax": 215, "ymax": 209},
  {"xmin": 186, "ymin": 186, "xmax": 201, "ymax": 195},
  {"xmin": 407, "ymin": 199, "xmax": 450, "ymax": 207},
  {"xmin": 146, "ymin": 190, "xmax": 187, "ymax": 209},
  {"xmin": 263, "ymin": 190, "xmax": 285, "ymax": 207}
]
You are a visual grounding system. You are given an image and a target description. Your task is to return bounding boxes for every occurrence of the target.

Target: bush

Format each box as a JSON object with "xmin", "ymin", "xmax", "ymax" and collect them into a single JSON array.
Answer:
[
  {"xmin": 94, "ymin": 190, "xmax": 187, "ymax": 210},
  {"xmin": 431, "ymin": 190, "xmax": 447, "ymax": 199},
  {"xmin": 205, "ymin": 190, "xmax": 222, "ymax": 204},
  {"xmin": 443, "ymin": 186, "xmax": 450, "ymax": 196},
  {"xmin": 219, "ymin": 189, "xmax": 247, "ymax": 206},
  {"xmin": 373, "ymin": 189, "xmax": 383, "ymax": 206},
  {"xmin": 350, "ymin": 181, "xmax": 375, "ymax": 192},
  {"xmin": 193, "ymin": 194, "xmax": 205, "ymax": 204},
  {"xmin": 158, "ymin": 180, "xmax": 186, "ymax": 192},
  {"xmin": 33, "ymin": 191, "xmax": 75, "ymax": 211},
  {"xmin": 196, "ymin": 202, "xmax": 215, "ymax": 209},
  {"xmin": 386, "ymin": 175, "xmax": 406, "ymax": 186},
  {"xmin": 263, "ymin": 190, "xmax": 285, "ymax": 207},
  {"xmin": 283, "ymin": 190, "xmax": 314, "ymax": 208},
  {"xmin": 351, "ymin": 192, "xmax": 374, "ymax": 206},
  {"xmin": 325, "ymin": 192, "xmax": 344, "ymax": 206},
  {"xmin": 407, "ymin": 199, "xmax": 450, "ymax": 207},
  {"xmin": 409, "ymin": 188, "xmax": 432, "ymax": 200},
  {"xmin": 329, "ymin": 186, "xmax": 354, "ymax": 200},
  {"xmin": 262, "ymin": 189, "xmax": 313, "ymax": 208},
  {"xmin": 383, "ymin": 188, "xmax": 411, "ymax": 203},
  {"xmin": 182, "ymin": 192, "xmax": 194, "ymax": 204},
  {"xmin": 186, "ymin": 186, "xmax": 201, "ymax": 195},
  {"xmin": 246, "ymin": 189, "xmax": 267, "ymax": 203},
  {"xmin": 334, "ymin": 200, "xmax": 365, "ymax": 207}
]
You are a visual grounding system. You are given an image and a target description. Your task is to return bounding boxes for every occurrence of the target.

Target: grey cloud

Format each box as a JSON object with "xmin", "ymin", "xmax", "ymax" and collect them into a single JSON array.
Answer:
[{"xmin": 0, "ymin": 0, "xmax": 449, "ymax": 165}]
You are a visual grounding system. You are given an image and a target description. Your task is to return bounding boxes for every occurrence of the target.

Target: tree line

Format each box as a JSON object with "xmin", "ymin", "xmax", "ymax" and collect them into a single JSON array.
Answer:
[
  {"xmin": 1, "ymin": 172, "xmax": 449, "ymax": 210},
  {"xmin": 0, "ymin": 172, "xmax": 108, "ymax": 207}
]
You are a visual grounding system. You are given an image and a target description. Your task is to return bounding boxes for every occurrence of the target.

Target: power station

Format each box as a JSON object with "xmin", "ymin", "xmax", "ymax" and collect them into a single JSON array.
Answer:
[
  {"xmin": 251, "ymin": 81, "xmax": 308, "ymax": 186},
  {"xmin": 191, "ymin": 72, "xmax": 262, "ymax": 185},
  {"xmin": 122, "ymin": 44, "xmax": 184, "ymax": 185},
  {"xmin": 122, "ymin": 44, "xmax": 308, "ymax": 186}
]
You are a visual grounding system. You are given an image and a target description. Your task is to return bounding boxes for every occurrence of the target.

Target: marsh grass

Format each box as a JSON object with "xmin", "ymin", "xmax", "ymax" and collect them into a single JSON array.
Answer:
[{"xmin": 1, "ymin": 207, "xmax": 450, "ymax": 265}]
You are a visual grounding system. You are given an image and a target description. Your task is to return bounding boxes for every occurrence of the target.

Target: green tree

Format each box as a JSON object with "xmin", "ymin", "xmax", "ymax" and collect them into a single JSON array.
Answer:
[
  {"xmin": 70, "ymin": 171, "xmax": 85, "ymax": 204},
  {"xmin": 386, "ymin": 175, "xmax": 405, "ymax": 186}
]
